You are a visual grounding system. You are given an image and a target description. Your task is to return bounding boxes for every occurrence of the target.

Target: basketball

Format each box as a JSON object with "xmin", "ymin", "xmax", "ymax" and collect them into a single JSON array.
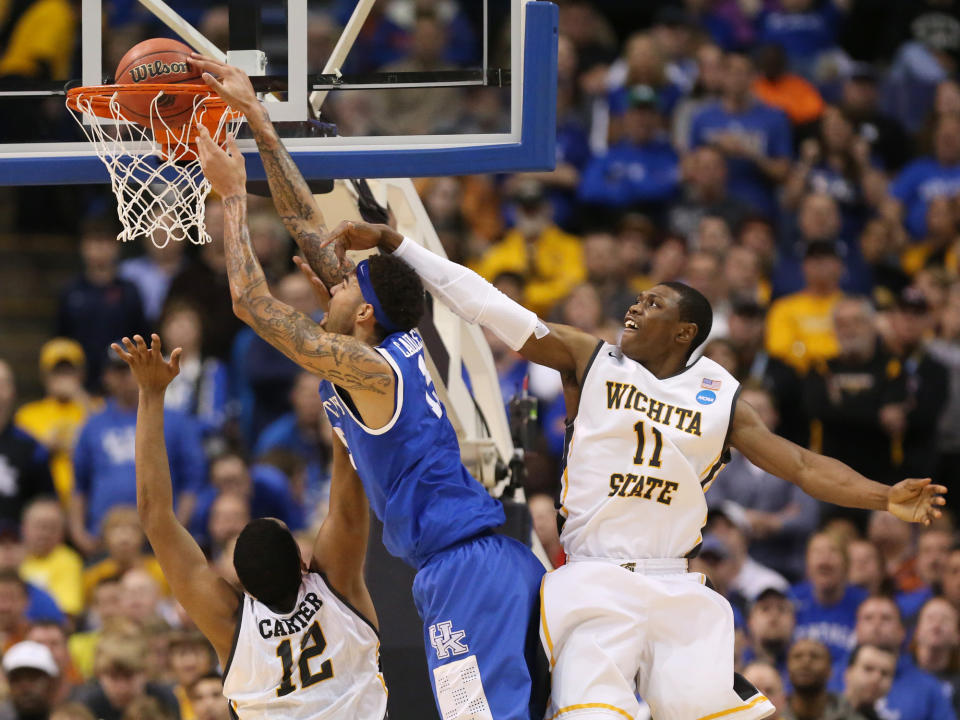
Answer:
[{"xmin": 114, "ymin": 38, "xmax": 203, "ymax": 127}]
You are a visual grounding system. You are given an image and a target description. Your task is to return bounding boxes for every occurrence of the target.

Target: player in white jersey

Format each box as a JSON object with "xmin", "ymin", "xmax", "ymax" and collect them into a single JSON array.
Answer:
[
  {"xmin": 322, "ymin": 222, "xmax": 947, "ymax": 720},
  {"xmin": 112, "ymin": 334, "xmax": 387, "ymax": 720}
]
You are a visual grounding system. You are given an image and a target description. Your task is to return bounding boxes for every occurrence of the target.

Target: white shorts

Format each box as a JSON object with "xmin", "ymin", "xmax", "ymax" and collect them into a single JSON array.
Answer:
[{"xmin": 539, "ymin": 559, "xmax": 775, "ymax": 720}]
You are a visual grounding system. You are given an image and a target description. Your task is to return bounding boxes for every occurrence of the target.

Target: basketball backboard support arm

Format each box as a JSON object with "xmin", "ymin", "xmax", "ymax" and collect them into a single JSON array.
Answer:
[{"xmin": 0, "ymin": 1, "xmax": 556, "ymax": 185}]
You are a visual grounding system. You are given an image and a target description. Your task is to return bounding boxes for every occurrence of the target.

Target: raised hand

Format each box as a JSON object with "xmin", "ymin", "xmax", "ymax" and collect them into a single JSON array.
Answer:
[
  {"xmin": 293, "ymin": 255, "xmax": 332, "ymax": 312},
  {"xmin": 188, "ymin": 54, "xmax": 260, "ymax": 116},
  {"xmin": 887, "ymin": 477, "xmax": 948, "ymax": 525},
  {"xmin": 196, "ymin": 127, "xmax": 246, "ymax": 198},
  {"xmin": 321, "ymin": 221, "xmax": 400, "ymax": 269},
  {"xmin": 111, "ymin": 334, "xmax": 182, "ymax": 394}
]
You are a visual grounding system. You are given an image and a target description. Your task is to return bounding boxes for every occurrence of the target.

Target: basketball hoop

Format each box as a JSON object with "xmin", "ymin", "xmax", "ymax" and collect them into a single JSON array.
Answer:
[{"xmin": 66, "ymin": 84, "xmax": 243, "ymax": 247}]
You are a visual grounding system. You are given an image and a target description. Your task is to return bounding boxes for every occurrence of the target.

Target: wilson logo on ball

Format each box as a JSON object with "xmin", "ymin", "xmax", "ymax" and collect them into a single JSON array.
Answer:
[{"xmin": 128, "ymin": 60, "xmax": 190, "ymax": 82}]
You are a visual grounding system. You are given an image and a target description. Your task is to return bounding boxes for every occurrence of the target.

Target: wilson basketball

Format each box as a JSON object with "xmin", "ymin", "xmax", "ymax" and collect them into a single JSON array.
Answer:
[{"xmin": 114, "ymin": 38, "xmax": 203, "ymax": 127}]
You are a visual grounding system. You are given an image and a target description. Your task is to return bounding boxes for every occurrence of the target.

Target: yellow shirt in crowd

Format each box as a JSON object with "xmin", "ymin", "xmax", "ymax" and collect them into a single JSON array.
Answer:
[
  {"xmin": 765, "ymin": 291, "xmax": 843, "ymax": 374},
  {"xmin": 83, "ymin": 556, "xmax": 170, "ymax": 604},
  {"xmin": 15, "ymin": 397, "xmax": 93, "ymax": 505},
  {"xmin": 471, "ymin": 225, "xmax": 586, "ymax": 316},
  {"xmin": 0, "ymin": 0, "xmax": 76, "ymax": 79},
  {"xmin": 20, "ymin": 544, "xmax": 84, "ymax": 616}
]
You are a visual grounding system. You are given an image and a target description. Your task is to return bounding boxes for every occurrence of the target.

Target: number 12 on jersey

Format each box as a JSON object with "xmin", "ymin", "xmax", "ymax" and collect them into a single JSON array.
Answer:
[{"xmin": 276, "ymin": 621, "xmax": 334, "ymax": 696}]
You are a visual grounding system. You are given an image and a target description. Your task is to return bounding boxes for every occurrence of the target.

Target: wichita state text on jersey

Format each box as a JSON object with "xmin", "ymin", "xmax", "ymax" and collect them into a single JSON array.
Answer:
[{"xmin": 559, "ymin": 343, "xmax": 740, "ymax": 560}]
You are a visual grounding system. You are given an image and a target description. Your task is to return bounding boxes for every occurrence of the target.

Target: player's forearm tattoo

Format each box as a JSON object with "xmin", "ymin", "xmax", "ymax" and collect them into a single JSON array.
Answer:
[
  {"xmin": 249, "ymin": 106, "xmax": 355, "ymax": 286},
  {"xmin": 222, "ymin": 195, "xmax": 390, "ymax": 394}
]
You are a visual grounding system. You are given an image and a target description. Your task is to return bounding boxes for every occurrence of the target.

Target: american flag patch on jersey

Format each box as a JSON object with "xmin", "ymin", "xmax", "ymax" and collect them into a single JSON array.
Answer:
[{"xmin": 701, "ymin": 378, "xmax": 722, "ymax": 390}]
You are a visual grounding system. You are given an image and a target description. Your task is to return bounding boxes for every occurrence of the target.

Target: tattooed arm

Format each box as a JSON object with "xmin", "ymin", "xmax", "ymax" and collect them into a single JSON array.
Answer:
[
  {"xmin": 195, "ymin": 128, "xmax": 393, "ymax": 396},
  {"xmin": 190, "ymin": 54, "xmax": 352, "ymax": 286}
]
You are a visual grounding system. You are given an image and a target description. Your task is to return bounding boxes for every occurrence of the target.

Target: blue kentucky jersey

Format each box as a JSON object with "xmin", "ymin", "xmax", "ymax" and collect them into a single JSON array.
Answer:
[{"xmin": 318, "ymin": 330, "xmax": 505, "ymax": 568}]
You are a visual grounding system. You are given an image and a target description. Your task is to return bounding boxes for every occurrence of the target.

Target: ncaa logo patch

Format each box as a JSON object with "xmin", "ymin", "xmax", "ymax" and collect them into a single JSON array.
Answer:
[{"xmin": 696, "ymin": 389, "xmax": 716, "ymax": 405}]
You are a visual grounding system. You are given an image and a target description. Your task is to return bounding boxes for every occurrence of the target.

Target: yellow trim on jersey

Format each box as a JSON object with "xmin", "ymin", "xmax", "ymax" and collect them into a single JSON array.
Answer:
[
  {"xmin": 699, "ymin": 448, "xmax": 724, "ymax": 480},
  {"xmin": 702, "ymin": 463, "xmax": 727, "ymax": 493},
  {"xmin": 539, "ymin": 575, "xmax": 555, "ymax": 668},
  {"xmin": 696, "ymin": 694, "xmax": 770, "ymax": 720},
  {"xmin": 551, "ymin": 702, "xmax": 634, "ymax": 720},
  {"xmin": 375, "ymin": 643, "xmax": 388, "ymax": 697}
]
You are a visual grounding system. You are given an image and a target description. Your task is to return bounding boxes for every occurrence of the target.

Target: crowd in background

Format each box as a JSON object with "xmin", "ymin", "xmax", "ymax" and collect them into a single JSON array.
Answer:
[{"xmin": 4, "ymin": 0, "xmax": 960, "ymax": 719}]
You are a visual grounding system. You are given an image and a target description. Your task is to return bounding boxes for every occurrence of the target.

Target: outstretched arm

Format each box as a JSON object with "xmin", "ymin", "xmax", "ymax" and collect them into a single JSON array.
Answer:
[
  {"xmin": 319, "ymin": 222, "xmax": 602, "ymax": 377},
  {"xmin": 729, "ymin": 397, "xmax": 946, "ymax": 524},
  {"xmin": 196, "ymin": 129, "xmax": 394, "ymax": 396},
  {"xmin": 189, "ymin": 54, "xmax": 353, "ymax": 286},
  {"xmin": 311, "ymin": 435, "xmax": 376, "ymax": 627},
  {"xmin": 114, "ymin": 334, "xmax": 240, "ymax": 666}
]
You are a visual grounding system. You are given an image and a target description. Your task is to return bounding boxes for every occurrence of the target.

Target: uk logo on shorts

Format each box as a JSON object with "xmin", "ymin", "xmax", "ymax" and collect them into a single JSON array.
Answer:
[
  {"xmin": 696, "ymin": 390, "xmax": 716, "ymax": 405},
  {"xmin": 429, "ymin": 621, "xmax": 469, "ymax": 659}
]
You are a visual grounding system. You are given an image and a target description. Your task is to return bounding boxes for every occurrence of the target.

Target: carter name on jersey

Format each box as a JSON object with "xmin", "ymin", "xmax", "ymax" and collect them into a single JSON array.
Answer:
[
  {"xmin": 605, "ymin": 381, "xmax": 703, "ymax": 436},
  {"xmin": 257, "ymin": 592, "xmax": 323, "ymax": 639}
]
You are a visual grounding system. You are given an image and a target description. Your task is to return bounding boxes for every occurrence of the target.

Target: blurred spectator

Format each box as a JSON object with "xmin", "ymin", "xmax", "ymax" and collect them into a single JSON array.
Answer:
[
  {"xmin": 849, "ymin": 595, "xmax": 955, "ymax": 720},
  {"xmin": 846, "ymin": 539, "xmax": 889, "ymax": 597},
  {"xmin": 15, "ymin": 339, "xmax": 95, "ymax": 505},
  {"xmin": 858, "ymin": 220, "xmax": 910, "ymax": 309},
  {"xmin": 804, "ymin": 296, "xmax": 905, "ymax": 488},
  {"xmin": 118, "ymin": 232, "xmax": 188, "ymax": 326},
  {"xmin": 880, "ymin": 287, "xmax": 949, "ymax": 480},
  {"xmin": 371, "ymin": 10, "xmax": 460, "ymax": 136},
  {"xmin": 669, "ymin": 145, "xmax": 749, "ymax": 243},
  {"xmin": 167, "ymin": 631, "xmax": 214, "ymax": 720},
  {"xmin": 911, "ymin": 596, "xmax": 960, "ymax": 714},
  {"xmin": 121, "ymin": 697, "xmax": 174, "ymax": 720},
  {"xmin": 27, "ymin": 622, "xmax": 81, "ymax": 705},
  {"xmin": 159, "ymin": 304, "xmax": 229, "ymax": 440},
  {"xmin": 254, "ymin": 370, "xmax": 331, "ymax": 507},
  {"xmin": 784, "ymin": 638, "xmax": 862, "ymax": 720},
  {"xmin": 842, "ymin": 644, "xmax": 897, "ymax": 720},
  {"xmin": 68, "ymin": 577, "xmax": 124, "ymax": 680},
  {"xmin": 900, "ymin": 197, "xmax": 959, "ymax": 278},
  {"xmin": 765, "ymin": 240, "xmax": 844, "ymax": 374},
  {"xmin": 0, "ymin": 571, "xmax": 33, "ymax": 650},
  {"xmin": 189, "ymin": 453, "xmax": 304, "ymax": 549},
  {"xmin": 581, "ymin": 229, "xmax": 637, "ymax": 322},
  {"xmin": 119, "ymin": 569, "xmax": 173, "ymax": 628},
  {"xmin": 230, "ymin": 272, "xmax": 320, "ymax": 443},
  {"xmin": 472, "ymin": 181, "xmax": 585, "ymax": 316},
  {"xmin": 723, "ymin": 244, "xmax": 767, "ymax": 306},
  {"xmin": 607, "ymin": 33, "xmax": 684, "ymax": 126},
  {"xmin": 82, "ymin": 508, "xmax": 167, "ymax": 605},
  {"xmin": 0, "ymin": 640, "xmax": 59, "ymax": 720},
  {"xmin": 708, "ymin": 509, "xmax": 789, "ymax": 604},
  {"xmin": 50, "ymin": 704, "xmax": 94, "ymax": 720},
  {"xmin": 247, "ymin": 209, "xmax": 290, "ymax": 284},
  {"xmin": 839, "ymin": 65, "xmax": 910, "ymax": 173},
  {"xmin": 743, "ymin": 661, "xmax": 788, "ymax": 719},
  {"xmin": 689, "ymin": 50, "xmax": 792, "ymax": 218},
  {"xmin": 0, "ymin": 531, "xmax": 62, "ymax": 625},
  {"xmin": 165, "ymin": 202, "xmax": 244, "ymax": 361},
  {"xmin": 751, "ymin": 44, "xmax": 824, "ymax": 127},
  {"xmin": 70, "ymin": 354, "xmax": 205, "ymax": 555},
  {"xmin": 184, "ymin": 674, "xmax": 228, "ymax": 720},
  {"xmin": 71, "ymin": 632, "xmax": 179, "ymax": 720},
  {"xmin": 703, "ymin": 338, "xmax": 738, "ymax": 374},
  {"xmin": 944, "ymin": 546, "xmax": 960, "ymax": 617},
  {"xmin": 672, "ymin": 42, "xmax": 725, "ymax": 151},
  {"xmin": 791, "ymin": 532, "xmax": 867, "ymax": 670},
  {"xmin": 556, "ymin": 284, "xmax": 621, "ymax": 343},
  {"xmin": 744, "ymin": 587, "xmax": 795, "ymax": 676},
  {"xmin": 203, "ymin": 491, "xmax": 248, "ymax": 563},
  {"xmin": 783, "ymin": 107, "xmax": 886, "ymax": 240},
  {"xmin": 707, "ymin": 382, "xmax": 819, "ymax": 581},
  {"xmin": 897, "ymin": 528, "xmax": 952, "ymax": 622},
  {"xmin": 683, "ymin": 250, "xmax": 730, "ymax": 337},
  {"xmin": 56, "ymin": 218, "xmax": 147, "ymax": 393},
  {"xmin": 0, "ymin": 360, "xmax": 55, "ymax": 525},
  {"xmin": 0, "ymin": 0, "xmax": 75, "ymax": 80},
  {"xmin": 727, "ymin": 299, "xmax": 808, "ymax": 445},
  {"xmin": 888, "ymin": 115, "xmax": 960, "ymax": 240},
  {"xmin": 774, "ymin": 193, "xmax": 872, "ymax": 298},
  {"xmin": 579, "ymin": 85, "xmax": 680, "ymax": 218},
  {"xmin": 19, "ymin": 498, "xmax": 83, "ymax": 617},
  {"xmin": 754, "ymin": 0, "xmax": 843, "ymax": 80},
  {"xmin": 866, "ymin": 512, "xmax": 917, "ymax": 592}
]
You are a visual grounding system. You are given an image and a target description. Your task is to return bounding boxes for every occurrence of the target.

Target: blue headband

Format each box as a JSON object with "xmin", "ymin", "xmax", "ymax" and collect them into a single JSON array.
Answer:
[{"xmin": 356, "ymin": 259, "xmax": 401, "ymax": 334}]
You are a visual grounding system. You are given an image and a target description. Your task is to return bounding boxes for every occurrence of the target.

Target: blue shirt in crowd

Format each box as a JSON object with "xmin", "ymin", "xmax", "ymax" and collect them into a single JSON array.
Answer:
[
  {"xmin": 890, "ymin": 157, "xmax": 960, "ymax": 238},
  {"xmin": 789, "ymin": 580, "xmax": 867, "ymax": 671},
  {"xmin": 578, "ymin": 139, "xmax": 680, "ymax": 210},
  {"xmin": 73, "ymin": 400, "xmax": 207, "ymax": 533},
  {"xmin": 254, "ymin": 412, "xmax": 331, "ymax": 507},
  {"xmin": 755, "ymin": 1, "xmax": 841, "ymax": 74},
  {"xmin": 26, "ymin": 583, "xmax": 64, "ymax": 624},
  {"xmin": 690, "ymin": 100, "xmax": 792, "ymax": 218},
  {"xmin": 879, "ymin": 656, "xmax": 956, "ymax": 720}
]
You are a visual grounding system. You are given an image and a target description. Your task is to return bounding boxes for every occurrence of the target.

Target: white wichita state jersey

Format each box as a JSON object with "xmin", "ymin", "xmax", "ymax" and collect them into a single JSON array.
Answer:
[
  {"xmin": 223, "ymin": 572, "xmax": 386, "ymax": 720},
  {"xmin": 559, "ymin": 344, "xmax": 740, "ymax": 560}
]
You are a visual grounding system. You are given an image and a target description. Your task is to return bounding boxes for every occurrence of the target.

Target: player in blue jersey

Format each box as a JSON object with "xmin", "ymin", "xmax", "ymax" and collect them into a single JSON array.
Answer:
[{"xmin": 192, "ymin": 57, "xmax": 548, "ymax": 720}]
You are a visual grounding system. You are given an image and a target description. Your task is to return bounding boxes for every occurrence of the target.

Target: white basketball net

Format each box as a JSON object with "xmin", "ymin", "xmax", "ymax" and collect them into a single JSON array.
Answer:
[{"xmin": 67, "ymin": 87, "xmax": 243, "ymax": 247}]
